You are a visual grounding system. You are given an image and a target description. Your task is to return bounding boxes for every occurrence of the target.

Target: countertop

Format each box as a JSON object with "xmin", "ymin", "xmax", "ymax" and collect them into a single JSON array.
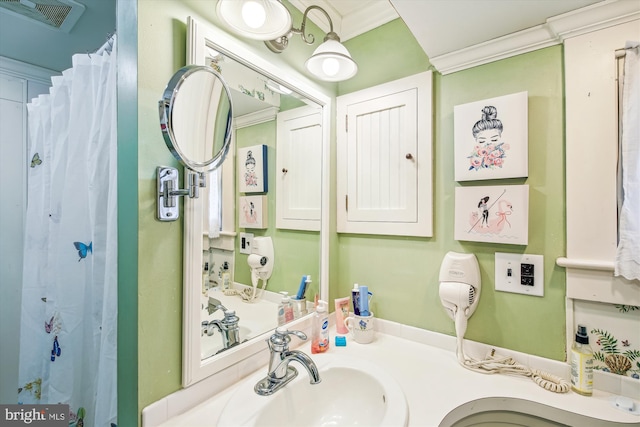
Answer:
[{"xmin": 153, "ymin": 326, "xmax": 640, "ymax": 426}]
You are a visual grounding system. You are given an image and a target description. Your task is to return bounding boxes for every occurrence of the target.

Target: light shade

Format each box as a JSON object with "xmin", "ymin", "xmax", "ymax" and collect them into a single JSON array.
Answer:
[
  {"xmin": 216, "ymin": 0, "xmax": 292, "ymax": 41},
  {"xmin": 305, "ymin": 38, "xmax": 358, "ymax": 82}
]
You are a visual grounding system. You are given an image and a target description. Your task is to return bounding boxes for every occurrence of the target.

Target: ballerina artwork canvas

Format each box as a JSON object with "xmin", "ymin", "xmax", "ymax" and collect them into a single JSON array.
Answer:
[
  {"xmin": 238, "ymin": 144, "xmax": 268, "ymax": 193},
  {"xmin": 239, "ymin": 195, "xmax": 267, "ymax": 229},
  {"xmin": 454, "ymin": 92, "xmax": 528, "ymax": 181},
  {"xmin": 454, "ymin": 185, "xmax": 529, "ymax": 245}
]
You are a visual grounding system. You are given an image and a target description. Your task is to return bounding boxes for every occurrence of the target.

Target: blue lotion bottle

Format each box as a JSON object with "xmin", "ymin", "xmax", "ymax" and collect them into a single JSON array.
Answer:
[{"xmin": 359, "ymin": 285, "xmax": 370, "ymax": 316}]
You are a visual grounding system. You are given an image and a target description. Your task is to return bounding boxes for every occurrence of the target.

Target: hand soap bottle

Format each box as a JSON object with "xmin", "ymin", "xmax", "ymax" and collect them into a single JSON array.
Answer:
[
  {"xmin": 311, "ymin": 300, "xmax": 329, "ymax": 354},
  {"xmin": 221, "ymin": 262, "xmax": 231, "ymax": 290},
  {"xmin": 202, "ymin": 262, "xmax": 209, "ymax": 294},
  {"xmin": 570, "ymin": 324, "xmax": 594, "ymax": 396},
  {"xmin": 277, "ymin": 292, "xmax": 294, "ymax": 326}
]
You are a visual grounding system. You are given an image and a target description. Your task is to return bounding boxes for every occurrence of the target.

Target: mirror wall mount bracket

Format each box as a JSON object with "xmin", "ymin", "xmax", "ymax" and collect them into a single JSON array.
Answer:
[{"xmin": 156, "ymin": 166, "xmax": 205, "ymax": 222}]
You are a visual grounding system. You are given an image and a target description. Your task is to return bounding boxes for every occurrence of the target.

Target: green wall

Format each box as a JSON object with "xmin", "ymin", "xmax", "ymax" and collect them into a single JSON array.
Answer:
[
  {"xmin": 337, "ymin": 21, "xmax": 566, "ymax": 360},
  {"xmin": 138, "ymin": 0, "xmax": 190, "ymax": 417},
  {"xmin": 135, "ymin": 4, "xmax": 566, "ymax": 424},
  {"xmin": 117, "ymin": 1, "xmax": 138, "ymax": 425}
]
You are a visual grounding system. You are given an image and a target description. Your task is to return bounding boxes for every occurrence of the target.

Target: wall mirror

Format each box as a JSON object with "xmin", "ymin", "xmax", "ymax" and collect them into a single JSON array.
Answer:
[
  {"xmin": 182, "ymin": 16, "xmax": 330, "ymax": 387},
  {"xmin": 157, "ymin": 65, "xmax": 234, "ymax": 221},
  {"xmin": 159, "ymin": 65, "xmax": 233, "ymax": 173}
]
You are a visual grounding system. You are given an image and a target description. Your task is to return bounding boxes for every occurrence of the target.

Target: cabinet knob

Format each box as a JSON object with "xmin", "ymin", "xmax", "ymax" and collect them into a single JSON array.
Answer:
[{"xmin": 405, "ymin": 153, "xmax": 414, "ymax": 160}]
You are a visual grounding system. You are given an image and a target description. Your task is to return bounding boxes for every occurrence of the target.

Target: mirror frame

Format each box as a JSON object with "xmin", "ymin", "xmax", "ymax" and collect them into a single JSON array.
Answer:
[{"xmin": 182, "ymin": 16, "xmax": 331, "ymax": 387}]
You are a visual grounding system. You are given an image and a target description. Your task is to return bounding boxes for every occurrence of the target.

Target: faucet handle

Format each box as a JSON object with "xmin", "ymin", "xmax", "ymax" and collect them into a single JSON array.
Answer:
[
  {"xmin": 222, "ymin": 310, "xmax": 239, "ymax": 325},
  {"xmin": 268, "ymin": 327, "xmax": 307, "ymax": 351},
  {"xmin": 276, "ymin": 327, "xmax": 307, "ymax": 340}
]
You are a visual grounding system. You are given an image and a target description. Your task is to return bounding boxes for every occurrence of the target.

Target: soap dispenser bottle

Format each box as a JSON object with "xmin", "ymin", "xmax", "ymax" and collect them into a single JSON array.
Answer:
[
  {"xmin": 570, "ymin": 324, "xmax": 594, "ymax": 396},
  {"xmin": 221, "ymin": 262, "xmax": 231, "ymax": 290},
  {"xmin": 277, "ymin": 292, "xmax": 294, "ymax": 326},
  {"xmin": 311, "ymin": 300, "xmax": 329, "ymax": 354},
  {"xmin": 202, "ymin": 262, "xmax": 209, "ymax": 294}
]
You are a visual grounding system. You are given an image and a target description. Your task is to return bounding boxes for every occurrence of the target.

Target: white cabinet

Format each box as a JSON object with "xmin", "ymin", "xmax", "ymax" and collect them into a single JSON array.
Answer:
[
  {"xmin": 336, "ymin": 71, "xmax": 433, "ymax": 237},
  {"xmin": 276, "ymin": 106, "xmax": 322, "ymax": 231}
]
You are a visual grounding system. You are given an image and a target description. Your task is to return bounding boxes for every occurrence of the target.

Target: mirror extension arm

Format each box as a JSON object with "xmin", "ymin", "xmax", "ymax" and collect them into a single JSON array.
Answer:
[{"xmin": 156, "ymin": 166, "xmax": 205, "ymax": 221}]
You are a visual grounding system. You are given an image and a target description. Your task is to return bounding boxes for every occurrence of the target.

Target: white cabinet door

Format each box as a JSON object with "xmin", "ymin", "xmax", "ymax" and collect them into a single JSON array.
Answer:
[
  {"xmin": 337, "ymin": 71, "xmax": 433, "ymax": 237},
  {"xmin": 276, "ymin": 106, "xmax": 322, "ymax": 231}
]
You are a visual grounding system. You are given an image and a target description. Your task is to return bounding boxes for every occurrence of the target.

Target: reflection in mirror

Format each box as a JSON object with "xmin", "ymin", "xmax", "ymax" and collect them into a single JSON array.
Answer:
[
  {"xmin": 183, "ymin": 16, "xmax": 330, "ymax": 387},
  {"xmin": 199, "ymin": 50, "xmax": 323, "ymax": 360}
]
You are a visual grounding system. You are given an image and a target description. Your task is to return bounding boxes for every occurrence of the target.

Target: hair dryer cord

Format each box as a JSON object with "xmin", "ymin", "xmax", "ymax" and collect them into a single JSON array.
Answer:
[{"xmin": 453, "ymin": 313, "xmax": 569, "ymax": 393}]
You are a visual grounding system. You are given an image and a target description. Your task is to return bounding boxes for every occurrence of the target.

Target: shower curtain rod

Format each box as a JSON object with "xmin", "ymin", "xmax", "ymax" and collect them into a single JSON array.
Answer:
[
  {"xmin": 615, "ymin": 41, "xmax": 640, "ymax": 58},
  {"xmin": 93, "ymin": 32, "xmax": 116, "ymax": 56}
]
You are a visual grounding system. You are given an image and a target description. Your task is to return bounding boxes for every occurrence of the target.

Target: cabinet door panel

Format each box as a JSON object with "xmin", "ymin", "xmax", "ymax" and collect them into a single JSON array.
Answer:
[
  {"xmin": 276, "ymin": 106, "xmax": 321, "ymax": 231},
  {"xmin": 347, "ymin": 89, "xmax": 417, "ymax": 222}
]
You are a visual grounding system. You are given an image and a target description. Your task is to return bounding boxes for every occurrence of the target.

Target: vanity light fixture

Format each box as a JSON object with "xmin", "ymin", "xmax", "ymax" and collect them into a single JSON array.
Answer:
[
  {"xmin": 216, "ymin": 1, "xmax": 358, "ymax": 82},
  {"xmin": 265, "ymin": 5, "xmax": 358, "ymax": 82},
  {"xmin": 216, "ymin": 0, "xmax": 292, "ymax": 41}
]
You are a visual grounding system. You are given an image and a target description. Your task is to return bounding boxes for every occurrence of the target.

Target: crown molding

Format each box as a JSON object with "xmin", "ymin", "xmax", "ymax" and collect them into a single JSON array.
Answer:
[
  {"xmin": 0, "ymin": 56, "xmax": 57, "ymax": 83},
  {"xmin": 431, "ymin": 0, "xmax": 640, "ymax": 75},
  {"xmin": 547, "ymin": 0, "xmax": 640, "ymax": 41},
  {"xmin": 339, "ymin": 1, "xmax": 398, "ymax": 41},
  {"xmin": 234, "ymin": 106, "xmax": 279, "ymax": 129}
]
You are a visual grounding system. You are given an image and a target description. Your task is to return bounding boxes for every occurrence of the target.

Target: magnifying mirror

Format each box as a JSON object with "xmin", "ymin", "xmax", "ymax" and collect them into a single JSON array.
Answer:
[{"xmin": 156, "ymin": 65, "xmax": 233, "ymax": 221}]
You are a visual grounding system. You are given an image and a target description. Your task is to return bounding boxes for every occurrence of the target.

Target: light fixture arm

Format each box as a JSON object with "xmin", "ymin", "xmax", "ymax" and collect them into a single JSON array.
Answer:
[
  {"xmin": 259, "ymin": 2, "xmax": 357, "ymax": 81},
  {"xmin": 294, "ymin": 5, "xmax": 335, "ymax": 45},
  {"xmin": 265, "ymin": 5, "xmax": 337, "ymax": 53}
]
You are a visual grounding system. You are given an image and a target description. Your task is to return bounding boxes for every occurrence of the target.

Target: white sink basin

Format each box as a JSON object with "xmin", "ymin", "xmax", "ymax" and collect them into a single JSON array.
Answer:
[{"xmin": 218, "ymin": 354, "xmax": 409, "ymax": 427}]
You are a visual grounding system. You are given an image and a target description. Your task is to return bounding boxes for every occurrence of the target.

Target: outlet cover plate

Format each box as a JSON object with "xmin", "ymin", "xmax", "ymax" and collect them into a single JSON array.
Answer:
[
  {"xmin": 239, "ymin": 232, "xmax": 253, "ymax": 254},
  {"xmin": 495, "ymin": 252, "xmax": 544, "ymax": 297}
]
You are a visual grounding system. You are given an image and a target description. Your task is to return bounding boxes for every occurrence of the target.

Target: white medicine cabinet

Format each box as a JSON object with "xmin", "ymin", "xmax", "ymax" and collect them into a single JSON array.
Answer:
[
  {"xmin": 336, "ymin": 71, "xmax": 433, "ymax": 237},
  {"xmin": 276, "ymin": 106, "xmax": 322, "ymax": 231}
]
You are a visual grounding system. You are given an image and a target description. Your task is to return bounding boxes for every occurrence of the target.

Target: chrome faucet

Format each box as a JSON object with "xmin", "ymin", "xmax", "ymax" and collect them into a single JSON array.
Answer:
[
  {"xmin": 207, "ymin": 296, "xmax": 226, "ymax": 315},
  {"xmin": 255, "ymin": 327, "xmax": 321, "ymax": 396},
  {"xmin": 203, "ymin": 297, "xmax": 241, "ymax": 352}
]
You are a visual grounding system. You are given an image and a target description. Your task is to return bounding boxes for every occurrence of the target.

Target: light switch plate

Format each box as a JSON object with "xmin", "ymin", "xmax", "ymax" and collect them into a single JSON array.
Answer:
[
  {"xmin": 239, "ymin": 232, "xmax": 254, "ymax": 254},
  {"xmin": 495, "ymin": 252, "xmax": 544, "ymax": 297}
]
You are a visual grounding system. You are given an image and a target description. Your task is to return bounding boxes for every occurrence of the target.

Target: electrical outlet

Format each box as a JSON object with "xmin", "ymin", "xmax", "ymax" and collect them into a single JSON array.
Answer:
[
  {"xmin": 495, "ymin": 252, "xmax": 544, "ymax": 297},
  {"xmin": 239, "ymin": 232, "xmax": 254, "ymax": 254}
]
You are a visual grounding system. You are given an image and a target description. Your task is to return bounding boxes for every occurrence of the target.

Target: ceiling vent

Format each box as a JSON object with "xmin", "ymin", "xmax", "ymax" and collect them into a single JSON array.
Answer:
[{"xmin": 0, "ymin": 0, "xmax": 85, "ymax": 32}]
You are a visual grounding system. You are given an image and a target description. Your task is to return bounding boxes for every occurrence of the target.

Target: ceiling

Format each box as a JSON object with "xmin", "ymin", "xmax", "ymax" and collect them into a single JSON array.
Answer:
[
  {"xmin": 0, "ymin": 0, "xmax": 623, "ymax": 73},
  {"xmin": 0, "ymin": 0, "xmax": 116, "ymax": 72},
  {"xmin": 388, "ymin": 0, "xmax": 604, "ymax": 58},
  {"xmin": 293, "ymin": 0, "xmax": 604, "ymax": 54}
]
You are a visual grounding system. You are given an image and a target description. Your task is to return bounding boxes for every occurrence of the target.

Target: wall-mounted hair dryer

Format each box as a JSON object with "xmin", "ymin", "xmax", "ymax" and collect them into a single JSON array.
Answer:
[
  {"xmin": 438, "ymin": 251, "xmax": 481, "ymax": 360},
  {"xmin": 246, "ymin": 236, "xmax": 274, "ymax": 300},
  {"xmin": 437, "ymin": 251, "xmax": 571, "ymax": 393}
]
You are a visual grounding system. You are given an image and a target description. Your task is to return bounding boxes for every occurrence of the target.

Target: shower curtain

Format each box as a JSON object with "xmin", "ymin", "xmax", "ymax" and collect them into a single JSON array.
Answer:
[
  {"xmin": 17, "ymin": 38, "xmax": 118, "ymax": 427},
  {"xmin": 616, "ymin": 42, "xmax": 640, "ymax": 282}
]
